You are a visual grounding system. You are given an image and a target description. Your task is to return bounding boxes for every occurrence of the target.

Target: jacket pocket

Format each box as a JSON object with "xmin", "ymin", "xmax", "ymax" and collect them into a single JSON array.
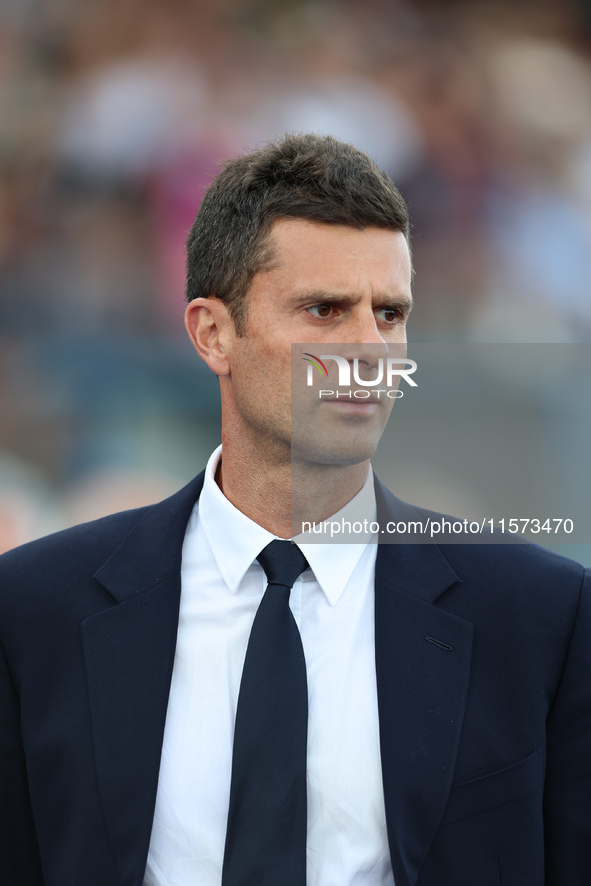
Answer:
[{"xmin": 442, "ymin": 747, "xmax": 544, "ymax": 825}]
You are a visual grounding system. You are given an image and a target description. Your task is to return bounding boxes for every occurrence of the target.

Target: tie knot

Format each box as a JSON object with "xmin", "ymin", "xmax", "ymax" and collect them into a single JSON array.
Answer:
[{"xmin": 256, "ymin": 540, "xmax": 309, "ymax": 590}]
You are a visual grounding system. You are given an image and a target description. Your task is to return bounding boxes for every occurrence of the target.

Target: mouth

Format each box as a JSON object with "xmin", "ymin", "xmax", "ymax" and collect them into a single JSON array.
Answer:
[{"xmin": 321, "ymin": 398, "xmax": 382, "ymax": 416}]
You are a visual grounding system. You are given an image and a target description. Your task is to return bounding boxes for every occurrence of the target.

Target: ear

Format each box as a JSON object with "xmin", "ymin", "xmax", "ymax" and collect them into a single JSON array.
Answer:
[{"xmin": 185, "ymin": 297, "xmax": 234, "ymax": 376}]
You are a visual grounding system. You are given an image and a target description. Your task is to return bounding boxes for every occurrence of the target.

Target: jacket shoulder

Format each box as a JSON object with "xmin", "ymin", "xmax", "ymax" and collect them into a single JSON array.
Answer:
[
  {"xmin": 0, "ymin": 506, "xmax": 153, "ymax": 583},
  {"xmin": 0, "ymin": 471, "xmax": 205, "ymax": 613},
  {"xmin": 374, "ymin": 474, "xmax": 587, "ymax": 625}
]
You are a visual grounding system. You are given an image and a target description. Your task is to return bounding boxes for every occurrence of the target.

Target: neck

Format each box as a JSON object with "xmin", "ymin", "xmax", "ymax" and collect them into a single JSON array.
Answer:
[{"xmin": 217, "ymin": 431, "xmax": 370, "ymax": 539}]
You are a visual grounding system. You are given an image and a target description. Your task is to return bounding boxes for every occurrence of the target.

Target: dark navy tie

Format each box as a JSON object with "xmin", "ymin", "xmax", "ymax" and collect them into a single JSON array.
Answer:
[{"xmin": 221, "ymin": 539, "xmax": 309, "ymax": 886}]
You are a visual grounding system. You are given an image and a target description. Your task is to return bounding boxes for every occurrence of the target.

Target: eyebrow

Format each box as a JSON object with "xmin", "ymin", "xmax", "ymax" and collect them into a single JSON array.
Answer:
[{"xmin": 290, "ymin": 290, "xmax": 414, "ymax": 313}]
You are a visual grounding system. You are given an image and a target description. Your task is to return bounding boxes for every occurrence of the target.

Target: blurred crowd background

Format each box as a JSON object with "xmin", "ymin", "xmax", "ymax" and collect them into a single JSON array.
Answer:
[{"xmin": 1, "ymin": 0, "xmax": 591, "ymax": 559}]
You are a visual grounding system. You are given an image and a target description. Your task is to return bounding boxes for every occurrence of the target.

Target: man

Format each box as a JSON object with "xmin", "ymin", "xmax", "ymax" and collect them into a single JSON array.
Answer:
[{"xmin": 0, "ymin": 134, "xmax": 589, "ymax": 886}]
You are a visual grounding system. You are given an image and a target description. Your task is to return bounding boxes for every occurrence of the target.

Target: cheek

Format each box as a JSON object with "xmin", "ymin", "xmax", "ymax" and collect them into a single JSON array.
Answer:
[
  {"xmin": 250, "ymin": 339, "xmax": 292, "ymax": 387},
  {"xmin": 231, "ymin": 347, "xmax": 281, "ymax": 416},
  {"xmin": 230, "ymin": 330, "xmax": 293, "ymax": 406}
]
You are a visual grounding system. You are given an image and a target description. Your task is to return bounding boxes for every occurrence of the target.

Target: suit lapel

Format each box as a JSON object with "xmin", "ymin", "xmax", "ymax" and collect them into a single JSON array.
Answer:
[
  {"xmin": 374, "ymin": 481, "xmax": 473, "ymax": 886},
  {"xmin": 82, "ymin": 473, "xmax": 204, "ymax": 886}
]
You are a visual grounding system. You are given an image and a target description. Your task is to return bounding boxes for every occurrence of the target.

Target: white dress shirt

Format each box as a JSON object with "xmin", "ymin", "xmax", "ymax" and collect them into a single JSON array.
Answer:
[{"xmin": 144, "ymin": 446, "xmax": 394, "ymax": 886}]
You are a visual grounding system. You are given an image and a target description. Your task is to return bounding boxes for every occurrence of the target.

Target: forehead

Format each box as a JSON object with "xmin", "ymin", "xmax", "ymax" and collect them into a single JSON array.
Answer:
[{"xmin": 264, "ymin": 218, "xmax": 412, "ymax": 293}]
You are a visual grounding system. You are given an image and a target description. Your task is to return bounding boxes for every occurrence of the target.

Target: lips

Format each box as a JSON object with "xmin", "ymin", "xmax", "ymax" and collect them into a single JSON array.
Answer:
[
  {"xmin": 321, "ymin": 398, "xmax": 382, "ymax": 415},
  {"xmin": 323, "ymin": 396, "xmax": 383, "ymax": 404}
]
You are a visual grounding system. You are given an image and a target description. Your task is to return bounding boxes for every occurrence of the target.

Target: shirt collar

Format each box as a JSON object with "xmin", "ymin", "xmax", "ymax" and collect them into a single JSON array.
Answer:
[
  {"xmin": 199, "ymin": 445, "xmax": 277, "ymax": 594},
  {"xmin": 295, "ymin": 469, "xmax": 377, "ymax": 606},
  {"xmin": 198, "ymin": 445, "xmax": 377, "ymax": 606}
]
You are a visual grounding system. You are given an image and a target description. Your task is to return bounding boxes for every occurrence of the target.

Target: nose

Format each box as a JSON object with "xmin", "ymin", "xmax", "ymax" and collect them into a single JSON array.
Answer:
[
  {"xmin": 351, "ymin": 304, "xmax": 387, "ymax": 345},
  {"xmin": 337, "ymin": 305, "xmax": 390, "ymax": 367}
]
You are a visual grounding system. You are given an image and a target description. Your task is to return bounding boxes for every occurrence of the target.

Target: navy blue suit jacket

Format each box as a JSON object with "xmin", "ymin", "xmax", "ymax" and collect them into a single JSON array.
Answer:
[{"xmin": 0, "ymin": 472, "xmax": 590, "ymax": 886}]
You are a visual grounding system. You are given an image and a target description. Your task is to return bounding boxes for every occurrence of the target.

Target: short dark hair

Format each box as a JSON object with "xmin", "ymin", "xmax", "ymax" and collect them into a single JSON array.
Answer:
[{"xmin": 186, "ymin": 132, "xmax": 410, "ymax": 332}]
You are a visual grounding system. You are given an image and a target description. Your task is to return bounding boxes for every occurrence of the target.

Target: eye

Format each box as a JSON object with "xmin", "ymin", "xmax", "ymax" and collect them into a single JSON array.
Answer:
[
  {"xmin": 376, "ymin": 307, "xmax": 403, "ymax": 323},
  {"xmin": 307, "ymin": 304, "xmax": 335, "ymax": 319}
]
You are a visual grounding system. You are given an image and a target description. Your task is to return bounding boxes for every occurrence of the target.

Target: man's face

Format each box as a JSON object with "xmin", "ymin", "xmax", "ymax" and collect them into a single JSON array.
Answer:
[{"xmin": 219, "ymin": 218, "xmax": 413, "ymax": 466}]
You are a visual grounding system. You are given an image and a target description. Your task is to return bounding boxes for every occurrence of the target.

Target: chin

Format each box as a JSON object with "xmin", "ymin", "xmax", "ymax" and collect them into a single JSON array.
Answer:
[{"xmin": 291, "ymin": 440, "xmax": 379, "ymax": 467}]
